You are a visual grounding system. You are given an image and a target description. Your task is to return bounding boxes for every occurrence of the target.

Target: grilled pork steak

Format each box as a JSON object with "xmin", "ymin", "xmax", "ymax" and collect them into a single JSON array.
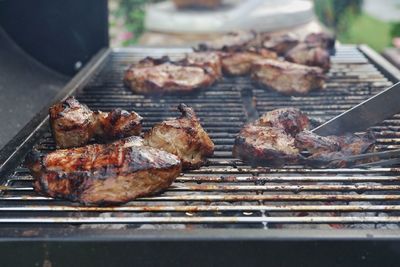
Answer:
[
  {"xmin": 144, "ymin": 104, "xmax": 214, "ymax": 170},
  {"xmin": 304, "ymin": 32, "xmax": 335, "ymax": 50},
  {"xmin": 124, "ymin": 62, "xmax": 214, "ymax": 94},
  {"xmin": 50, "ymin": 97, "xmax": 142, "ymax": 148},
  {"xmin": 179, "ymin": 52, "xmax": 222, "ymax": 80},
  {"xmin": 221, "ymin": 49, "xmax": 277, "ymax": 76},
  {"xmin": 26, "ymin": 137, "xmax": 181, "ymax": 205},
  {"xmin": 233, "ymin": 108, "xmax": 375, "ymax": 167},
  {"xmin": 197, "ymin": 30, "xmax": 257, "ymax": 52},
  {"xmin": 285, "ymin": 43, "xmax": 331, "ymax": 71},
  {"xmin": 262, "ymin": 33, "xmax": 300, "ymax": 56},
  {"xmin": 251, "ymin": 59, "xmax": 326, "ymax": 95}
]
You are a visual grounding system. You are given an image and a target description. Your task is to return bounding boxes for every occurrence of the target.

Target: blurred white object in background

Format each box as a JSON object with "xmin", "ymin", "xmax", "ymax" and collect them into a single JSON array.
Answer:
[{"xmin": 145, "ymin": 0, "xmax": 314, "ymax": 33}]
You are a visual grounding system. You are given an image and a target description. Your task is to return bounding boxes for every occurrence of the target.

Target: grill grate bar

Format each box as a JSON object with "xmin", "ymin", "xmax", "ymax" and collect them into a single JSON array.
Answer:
[
  {"xmin": 2, "ymin": 46, "xmax": 400, "ymax": 228},
  {"xmin": 1, "ymin": 216, "xmax": 400, "ymax": 224}
]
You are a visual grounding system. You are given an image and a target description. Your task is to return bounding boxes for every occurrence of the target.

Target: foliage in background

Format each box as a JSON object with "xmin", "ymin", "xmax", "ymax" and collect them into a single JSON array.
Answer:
[
  {"xmin": 109, "ymin": 0, "xmax": 161, "ymax": 46},
  {"xmin": 314, "ymin": 0, "xmax": 398, "ymax": 52}
]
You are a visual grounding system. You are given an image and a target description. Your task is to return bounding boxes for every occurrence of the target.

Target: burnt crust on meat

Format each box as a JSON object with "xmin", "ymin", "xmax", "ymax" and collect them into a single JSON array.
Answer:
[
  {"xmin": 251, "ymin": 59, "xmax": 326, "ymax": 95},
  {"xmin": 233, "ymin": 108, "xmax": 376, "ymax": 167},
  {"xmin": 25, "ymin": 136, "xmax": 182, "ymax": 205},
  {"xmin": 144, "ymin": 104, "xmax": 215, "ymax": 170},
  {"xmin": 220, "ymin": 48, "xmax": 277, "ymax": 76},
  {"xmin": 49, "ymin": 97, "xmax": 142, "ymax": 148},
  {"xmin": 285, "ymin": 43, "xmax": 331, "ymax": 71}
]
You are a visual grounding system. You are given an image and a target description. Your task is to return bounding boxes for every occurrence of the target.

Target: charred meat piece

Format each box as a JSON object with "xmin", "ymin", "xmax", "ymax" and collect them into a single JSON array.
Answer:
[
  {"xmin": 49, "ymin": 97, "xmax": 142, "ymax": 148},
  {"xmin": 49, "ymin": 97, "xmax": 96, "ymax": 149},
  {"xmin": 25, "ymin": 137, "xmax": 182, "ymax": 205},
  {"xmin": 233, "ymin": 108, "xmax": 376, "ymax": 167},
  {"xmin": 197, "ymin": 30, "xmax": 257, "ymax": 52},
  {"xmin": 295, "ymin": 130, "xmax": 341, "ymax": 154},
  {"xmin": 262, "ymin": 33, "xmax": 300, "ymax": 55},
  {"xmin": 221, "ymin": 49, "xmax": 277, "ymax": 76},
  {"xmin": 304, "ymin": 32, "xmax": 335, "ymax": 50},
  {"xmin": 256, "ymin": 108, "xmax": 310, "ymax": 136},
  {"xmin": 233, "ymin": 124, "xmax": 299, "ymax": 166},
  {"xmin": 251, "ymin": 59, "xmax": 326, "ymax": 95},
  {"xmin": 94, "ymin": 109, "xmax": 143, "ymax": 142},
  {"xmin": 285, "ymin": 43, "xmax": 331, "ymax": 71},
  {"xmin": 306, "ymin": 133, "xmax": 376, "ymax": 167},
  {"xmin": 180, "ymin": 52, "xmax": 222, "ymax": 80},
  {"xmin": 124, "ymin": 63, "xmax": 214, "ymax": 94},
  {"xmin": 144, "ymin": 104, "xmax": 214, "ymax": 170}
]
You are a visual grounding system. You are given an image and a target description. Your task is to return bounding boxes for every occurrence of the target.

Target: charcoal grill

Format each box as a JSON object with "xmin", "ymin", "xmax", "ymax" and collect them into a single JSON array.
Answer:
[{"xmin": 2, "ymin": 45, "xmax": 400, "ymax": 265}]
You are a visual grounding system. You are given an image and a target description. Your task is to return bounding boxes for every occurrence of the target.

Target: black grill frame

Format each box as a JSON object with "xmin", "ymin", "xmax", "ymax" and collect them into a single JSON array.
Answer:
[{"xmin": 1, "ymin": 45, "xmax": 400, "ymax": 242}]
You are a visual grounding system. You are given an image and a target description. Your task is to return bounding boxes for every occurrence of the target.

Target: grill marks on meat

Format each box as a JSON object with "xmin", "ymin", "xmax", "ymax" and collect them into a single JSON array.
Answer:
[
  {"xmin": 144, "ymin": 104, "xmax": 215, "ymax": 170},
  {"xmin": 25, "ymin": 137, "xmax": 182, "ymax": 205},
  {"xmin": 251, "ymin": 59, "xmax": 326, "ymax": 95},
  {"xmin": 233, "ymin": 108, "xmax": 376, "ymax": 167},
  {"xmin": 123, "ymin": 52, "xmax": 221, "ymax": 94},
  {"xmin": 221, "ymin": 49, "xmax": 277, "ymax": 76},
  {"xmin": 50, "ymin": 97, "xmax": 142, "ymax": 148},
  {"xmin": 305, "ymin": 32, "xmax": 336, "ymax": 50}
]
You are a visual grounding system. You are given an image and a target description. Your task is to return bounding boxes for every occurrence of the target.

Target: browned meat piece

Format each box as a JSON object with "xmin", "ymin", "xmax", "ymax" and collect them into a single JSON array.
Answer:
[
  {"xmin": 220, "ymin": 49, "xmax": 277, "ymax": 76},
  {"xmin": 25, "ymin": 137, "xmax": 182, "ymax": 205},
  {"xmin": 49, "ymin": 97, "xmax": 142, "ymax": 148},
  {"xmin": 197, "ymin": 30, "xmax": 257, "ymax": 52},
  {"xmin": 233, "ymin": 108, "xmax": 376, "ymax": 167},
  {"xmin": 256, "ymin": 108, "xmax": 310, "ymax": 136},
  {"xmin": 304, "ymin": 32, "xmax": 335, "ymax": 50},
  {"xmin": 180, "ymin": 52, "xmax": 222, "ymax": 80},
  {"xmin": 173, "ymin": 0, "xmax": 221, "ymax": 9},
  {"xmin": 144, "ymin": 104, "xmax": 214, "ymax": 170},
  {"xmin": 94, "ymin": 109, "xmax": 143, "ymax": 141},
  {"xmin": 262, "ymin": 33, "xmax": 300, "ymax": 55},
  {"xmin": 285, "ymin": 43, "xmax": 331, "ymax": 71},
  {"xmin": 49, "ymin": 97, "xmax": 96, "ymax": 148},
  {"xmin": 306, "ymin": 133, "xmax": 376, "ymax": 167},
  {"xmin": 123, "ymin": 63, "xmax": 214, "ymax": 94},
  {"xmin": 295, "ymin": 130, "xmax": 340, "ymax": 154},
  {"xmin": 233, "ymin": 124, "xmax": 299, "ymax": 166},
  {"xmin": 251, "ymin": 59, "xmax": 326, "ymax": 95}
]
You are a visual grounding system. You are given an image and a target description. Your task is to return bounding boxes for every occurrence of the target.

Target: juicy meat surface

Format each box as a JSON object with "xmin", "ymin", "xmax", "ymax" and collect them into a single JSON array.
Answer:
[
  {"xmin": 256, "ymin": 108, "xmax": 310, "ymax": 136},
  {"xmin": 180, "ymin": 52, "xmax": 222, "ymax": 80},
  {"xmin": 251, "ymin": 59, "xmax": 326, "ymax": 95},
  {"xmin": 49, "ymin": 97, "xmax": 142, "ymax": 148},
  {"xmin": 25, "ymin": 137, "xmax": 182, "ymax": 205},
  {"xmin": 197, "ymin": 30, "xmax": 257, "ymax": 52},
  {"xmin": 233, "ymin": 108, "xmax": 376, "ymax": 167},
  {"xmin": 262, "ymin": 33, "xmax": 300, "ymax": 55},
  {"xmin": 304, "ymin": 32, "xmax": 335, "ymax": 50},
  {"xmin": 221, "ymin": 49, "xmax": 277, "ymax": 76},
  {"xmin": 285, "ymin": 43, "xmax": 331, "ymax": 71},
  {"xmin": 144, "ymin": 104, "xmax": 215, "ymax": 169},
  {"xmin": 233, "ymin": 124, "xmax": 299, "ymax": 166},
  {"xmin": 123, "ymin": 62, "xmax": 214, "ymax": 94}
]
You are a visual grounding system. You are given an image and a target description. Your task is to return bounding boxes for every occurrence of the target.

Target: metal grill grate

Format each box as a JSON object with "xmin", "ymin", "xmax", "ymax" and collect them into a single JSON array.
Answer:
[{"xmin": 1, "ymin": 46, "xmax": 400, "ymax": 229}]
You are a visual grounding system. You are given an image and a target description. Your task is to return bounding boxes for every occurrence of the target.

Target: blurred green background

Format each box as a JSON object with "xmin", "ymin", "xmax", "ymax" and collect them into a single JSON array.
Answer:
[{"xmin": 109, "ymin": 0, "xmax": 400, "ymax": 52}]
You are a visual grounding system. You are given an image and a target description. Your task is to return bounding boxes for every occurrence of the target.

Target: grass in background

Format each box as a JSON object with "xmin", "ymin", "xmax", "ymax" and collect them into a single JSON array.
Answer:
[{"xmin": 339, "ymin": 13, "xmax": 392, "ymax": 52}]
